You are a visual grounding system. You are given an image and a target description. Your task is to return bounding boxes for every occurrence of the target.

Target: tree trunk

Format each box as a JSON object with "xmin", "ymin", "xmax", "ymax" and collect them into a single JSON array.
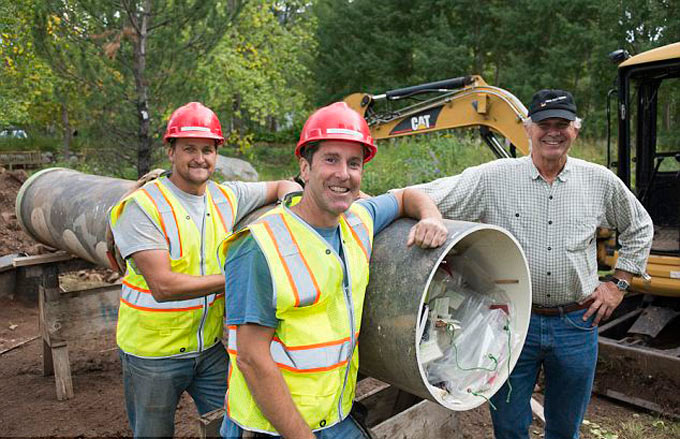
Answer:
[
  {"xmin": 61, "ymin": 100, "xmax": 72, "ymax": 158},
  {"xmin": 133, "ymin": 0, "xmax": 153, "ymax": 178}
]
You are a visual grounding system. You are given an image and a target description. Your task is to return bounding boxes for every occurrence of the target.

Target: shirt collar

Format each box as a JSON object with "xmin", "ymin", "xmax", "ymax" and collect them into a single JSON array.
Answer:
[{"xmin": 526, "ymin": 155, "xmax": 572, "ymax": 182}]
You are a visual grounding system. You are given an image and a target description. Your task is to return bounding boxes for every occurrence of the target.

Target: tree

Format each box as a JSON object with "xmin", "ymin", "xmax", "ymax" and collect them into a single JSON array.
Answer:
[
  {"xmin": 197, "ymin": 0, "xmax": 317, "ymax": 151},
  {"xmin": 33, "ymin": 0, "xmax": 243, "ymax": 177},
  {"xmin": 1, "ymin": 0, "xmax": 57, "ymax": 131}
]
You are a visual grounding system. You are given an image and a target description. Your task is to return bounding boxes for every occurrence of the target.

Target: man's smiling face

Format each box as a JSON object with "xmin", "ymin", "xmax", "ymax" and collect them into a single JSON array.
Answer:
[{"xmin": 299, "ymin": 140, "xmax": 364, "ymax": 217}]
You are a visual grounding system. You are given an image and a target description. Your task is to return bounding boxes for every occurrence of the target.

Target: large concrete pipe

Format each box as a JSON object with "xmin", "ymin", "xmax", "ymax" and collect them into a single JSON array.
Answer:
[
  {"xmin": 16, "ymin": 168, "xmax": 135, "ymax": 267},
  {"xmin": 361, "ymin": 220, "xmax": 531, "ymax": 410},
  {"xmin": 16, "ymin": 169, "xmax": 531, "ymax": 411}
]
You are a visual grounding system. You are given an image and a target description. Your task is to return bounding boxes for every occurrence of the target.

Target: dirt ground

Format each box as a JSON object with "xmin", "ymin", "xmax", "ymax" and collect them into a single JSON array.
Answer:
[
  {"xmin": 1, "ymin": 293, "xmax": 677, "ymax": 438},
  {"xmin": 0, "ymin": 168, "xmax": 38, "ymax": 255}
]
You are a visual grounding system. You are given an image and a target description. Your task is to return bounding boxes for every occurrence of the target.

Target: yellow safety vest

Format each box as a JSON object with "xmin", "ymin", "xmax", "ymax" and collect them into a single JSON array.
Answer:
[
  {"xmin": 109, "ymin": 176, "xmax": 238, "ymax": 358},
  {"xmin": 220, "ymin": 197, "xmax": 374, "ymax": 435}
]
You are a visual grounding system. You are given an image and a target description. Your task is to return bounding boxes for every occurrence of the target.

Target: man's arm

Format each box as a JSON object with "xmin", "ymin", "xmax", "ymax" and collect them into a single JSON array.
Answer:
[
  {"xmin": 392, "ymin": 188, "xmax": 448, "ymax": 248},
  {"xmin": 131, "ymin": 250, "xmax": 223, "ymax": 302},
  {"xmin": 236, "ymin": 324, "xmax": 315, "ymax": 439},
  {"xmin": 582, "ymin": 175, "xmax": 654, "ymax": 326},
  {"xmin": 263, "ymin": 180, "xmax": 302, "ymax": 204}
]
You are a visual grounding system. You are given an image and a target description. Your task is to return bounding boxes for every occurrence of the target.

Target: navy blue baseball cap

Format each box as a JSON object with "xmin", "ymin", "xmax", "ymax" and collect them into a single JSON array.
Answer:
[{"xmin": 528, "ymin": 89, "xmax": 577, "ymax": 122}]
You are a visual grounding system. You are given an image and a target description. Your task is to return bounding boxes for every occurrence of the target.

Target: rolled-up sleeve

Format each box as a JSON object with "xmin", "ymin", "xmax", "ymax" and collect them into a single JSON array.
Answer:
[{"xmin": 604, "ymin": 176, "xmax": 654, "ymax": 275}]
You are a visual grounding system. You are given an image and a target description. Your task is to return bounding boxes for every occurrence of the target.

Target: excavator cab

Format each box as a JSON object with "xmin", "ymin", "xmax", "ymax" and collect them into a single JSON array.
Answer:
[{"xmin": 607, "ymin": 43, "xmax": 680, "ymax": 295}]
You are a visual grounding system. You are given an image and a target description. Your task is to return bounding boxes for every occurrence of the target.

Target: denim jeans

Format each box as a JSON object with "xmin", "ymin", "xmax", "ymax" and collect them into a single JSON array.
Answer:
[
  {"xmin": 119, "ymin": 343, "xmax": 228, "ymax": 438},
  {"xmin": 220, "ymin": 413, "xmax": 368, "ymax": 439},
  {"xmin": 489, "ymin": 308, "xmax": 598, "ymax": 439}
]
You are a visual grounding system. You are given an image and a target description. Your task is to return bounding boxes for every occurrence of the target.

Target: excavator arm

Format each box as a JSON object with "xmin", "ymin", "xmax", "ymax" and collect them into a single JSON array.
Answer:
[{"xmin": 344, "ymin": 75, "xmax": 529, "ymax": 158}]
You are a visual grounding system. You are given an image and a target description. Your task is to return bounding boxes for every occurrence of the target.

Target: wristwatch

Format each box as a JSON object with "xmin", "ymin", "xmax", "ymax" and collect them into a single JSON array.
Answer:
[{"xmin": 607, "ymin": 275, "xmax": 630, "ymax": 292}]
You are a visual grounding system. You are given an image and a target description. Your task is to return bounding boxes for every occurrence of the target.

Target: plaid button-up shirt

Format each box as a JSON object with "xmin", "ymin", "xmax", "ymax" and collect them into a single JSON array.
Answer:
[{"xmin": 409, "ymin": 155, "xmax": 653, "ymax": 306}]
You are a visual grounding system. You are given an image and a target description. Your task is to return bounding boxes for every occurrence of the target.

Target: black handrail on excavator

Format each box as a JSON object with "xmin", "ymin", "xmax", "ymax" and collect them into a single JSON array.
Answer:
[{"xmin": 381, "ymin": 76, "xmax": 475, "ymax": 101}]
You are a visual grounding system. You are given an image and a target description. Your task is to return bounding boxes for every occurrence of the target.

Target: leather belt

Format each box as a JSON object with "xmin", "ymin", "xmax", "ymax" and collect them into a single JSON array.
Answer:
[{"xmin": 531, "ymin": 299, "xmax": 594, "ymax": 316}]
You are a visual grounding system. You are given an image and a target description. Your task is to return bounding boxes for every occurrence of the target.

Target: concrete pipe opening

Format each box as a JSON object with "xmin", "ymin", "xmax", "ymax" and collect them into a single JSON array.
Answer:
[{"xmin": 359, "ymin": 219, "xmax": 531, "ymax": 411}]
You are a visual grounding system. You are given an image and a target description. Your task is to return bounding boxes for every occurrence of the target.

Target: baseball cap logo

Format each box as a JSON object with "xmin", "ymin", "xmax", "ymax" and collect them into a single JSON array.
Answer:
[{"xmin": 543, "ymin": 96, "xmax": 567, "ymax": 104}]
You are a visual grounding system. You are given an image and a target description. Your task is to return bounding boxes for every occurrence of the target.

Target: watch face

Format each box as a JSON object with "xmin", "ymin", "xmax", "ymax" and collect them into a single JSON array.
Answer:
[{"xmin": 616, "ymin": 279, "xmax": 630, "ymax": 291}]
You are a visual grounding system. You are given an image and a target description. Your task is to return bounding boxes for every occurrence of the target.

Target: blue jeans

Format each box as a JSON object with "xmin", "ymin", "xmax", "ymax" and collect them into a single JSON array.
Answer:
[
  {"xmin": 490, "ymin": 308, "xmax": 598, "ymax": 439},
  {"xmin": 220, "ymin": 413, "xmax": 368, "ymax": 438},
  {"xmin": 120, "ymin": 343, "xmax": 228, "ymax": 438}
]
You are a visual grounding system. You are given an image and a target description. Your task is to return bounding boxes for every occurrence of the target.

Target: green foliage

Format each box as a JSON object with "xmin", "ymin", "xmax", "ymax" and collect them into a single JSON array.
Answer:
[
  {"xmin": 0, "ymin": 0, "xmax": 63, "ymax": 129},
  {"xmin": 361, "ymin": 133, "xmax": 497, "ymax": 195},
  {"xmin": 197, "ymin": 0, "xmax": 317, "ymax": 150},
  {"xmin": 221, "ymin": 141, "xmax": 299, "ymax": 182},
  {"xmin": 311, "ymin": 0, "xmax": 679, "ymax": 137},
  {"xmin": 32, "ymin": 0, "xmax": 242, "ymax": 176}
]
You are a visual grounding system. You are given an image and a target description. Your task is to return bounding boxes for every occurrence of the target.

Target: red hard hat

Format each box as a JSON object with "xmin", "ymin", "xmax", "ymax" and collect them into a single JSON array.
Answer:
[
  {"xmin": 296, "ymin": 102, "xmax": 376, "ymax": 163},
  {"xmin": 163, "ymin": 102, "xmax": 224, "ymax": 145}
]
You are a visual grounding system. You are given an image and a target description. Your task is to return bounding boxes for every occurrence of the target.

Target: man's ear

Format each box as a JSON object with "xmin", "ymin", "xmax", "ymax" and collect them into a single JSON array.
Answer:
[
  {"xmin": 167, "ymin": 145, "xmax": 175, "ymax": 164},
  {"xmin": 299, "ymin": 157, "xmax": 311, "ymax": 184}
]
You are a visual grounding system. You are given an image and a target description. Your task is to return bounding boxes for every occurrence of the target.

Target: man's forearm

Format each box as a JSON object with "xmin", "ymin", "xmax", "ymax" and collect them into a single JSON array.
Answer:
[
  {"xmin": 238, "ymin": 356, "xmax": 314, "ymax": 439},
  {"xmin": 149, "ymin": 273, "xmax": 224, "ymax": 302}
]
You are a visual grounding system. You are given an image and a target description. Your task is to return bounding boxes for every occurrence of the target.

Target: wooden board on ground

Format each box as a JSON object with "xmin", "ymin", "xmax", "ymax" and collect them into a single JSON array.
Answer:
[
  {"xmin": 371, "ymin": 399, "xmax": 459, "ymax": 439},
  {"xmin": 39, "ymin": 284, "xmax": 119, "ymax": 400},
  {"xmin": 198, "ymin": 379, "xmax": 460, "ymax": 439},
  {"xmin": 41, "ymin": 284, "xmax": 119, "ymax": 350}
]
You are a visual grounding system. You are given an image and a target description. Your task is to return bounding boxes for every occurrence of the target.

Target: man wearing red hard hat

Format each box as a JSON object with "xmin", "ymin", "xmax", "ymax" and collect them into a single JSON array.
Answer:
[
  {"xmin": 109, "ymin": 102, "xmax": 300, "ymax": 437},
  {"xmin": 218, "ymin": 102, "xmax": 448, "ymax": 438}
]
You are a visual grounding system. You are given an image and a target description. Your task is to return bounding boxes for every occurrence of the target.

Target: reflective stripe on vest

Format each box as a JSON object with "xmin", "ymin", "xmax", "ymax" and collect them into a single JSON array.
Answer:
[
  {"xmin": 255, "ymin": 213, "xmax": 322, "ymax": 307},
  {"xmin": 121, "ymin": 281, "xmax": 224, "ymax": 312},
  {"xmin": 207, "ymin": 182, "xmax": 235, "ymax": 233},
  {"xmin": 343, "ymin": 210, "xmax": 372, "ymax": 261},
  {"xmin": 141, "ymin": 183, "xmax": 183, "ymax": 259},
  {"xmin": 227, "ymin": 327, "xmax": 358, "ymax": 373}
]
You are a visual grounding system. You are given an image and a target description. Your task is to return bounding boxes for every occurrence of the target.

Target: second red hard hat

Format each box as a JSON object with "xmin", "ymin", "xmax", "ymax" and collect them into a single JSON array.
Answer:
[{"xmin": 296, "ymin": 102, "xmax": 376, "ymax": 163}]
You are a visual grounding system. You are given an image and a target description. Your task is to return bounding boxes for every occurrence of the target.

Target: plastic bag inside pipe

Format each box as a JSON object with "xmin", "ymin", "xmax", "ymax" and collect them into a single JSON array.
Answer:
[{"xmin": 418, "ymin": 256, "xmax": 521, "ymax": 407}]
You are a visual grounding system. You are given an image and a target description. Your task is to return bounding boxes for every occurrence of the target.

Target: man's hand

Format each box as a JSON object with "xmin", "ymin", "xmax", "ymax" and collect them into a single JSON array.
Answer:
[
  {"xmin": 580, "ymin": 281, "xmax": 624, "ymax": 326},
  {"xmin": 236, "ymin": 324, "xmax": 315, "ymax": 439},
  {"xmin": 407, "ymin": 217, "xmax": 448, "ymax": 248}
]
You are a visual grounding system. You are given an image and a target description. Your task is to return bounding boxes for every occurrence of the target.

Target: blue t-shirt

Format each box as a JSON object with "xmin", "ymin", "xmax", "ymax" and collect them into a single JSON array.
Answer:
[{"xmin": 224, "ymin": 194, "xmax": 399, "ymax": 328}]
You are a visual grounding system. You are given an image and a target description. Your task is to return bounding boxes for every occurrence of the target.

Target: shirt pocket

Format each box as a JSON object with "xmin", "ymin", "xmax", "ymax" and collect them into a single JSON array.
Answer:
[{"xmin": 566, "ymin": 216, "xmax": 598, "ymax": 252}]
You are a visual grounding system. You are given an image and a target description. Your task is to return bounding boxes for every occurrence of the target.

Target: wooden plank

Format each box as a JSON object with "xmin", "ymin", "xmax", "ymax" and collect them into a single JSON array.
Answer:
[
  {"xmin": 13, "ymin": 251, "xmax": 74, "ymax": 267},
  {"xmin": 371, "ymin": 399, "xmax": 459, "ymax": 439},
  {"xmin": 356, "ymin": 384, "xmax": 403, "ymax": 427},
  {"xmin": 51, "ymin": 344, "xmax": 74, "ymax": 400},
  {"xmin": 42, "ymin": 338, "xmax": 54, "ymax": 377},
  {"xmin": 530, "ymin": 397, "xmax": 545, "ymax": 424},
  {"xmin": 42, "ymin": 285, "xmax": 120, "ymax": 350},
  {"xmin": 0, "ymin": 336, "xmax": 39, "ymax": 356},
  {"xmin": 198, "ymin": 408, "xmax": 225, "ymax": 438}
]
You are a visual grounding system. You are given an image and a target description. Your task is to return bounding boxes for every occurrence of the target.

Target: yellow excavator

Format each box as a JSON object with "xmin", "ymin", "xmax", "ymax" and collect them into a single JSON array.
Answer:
[
  {"xmin": 344, "ymin": 75, "xmax": 529, "ymax": 159},
  {"xmin": 344, "ymin": 51, "xmax": 679, "ymax": 298}
]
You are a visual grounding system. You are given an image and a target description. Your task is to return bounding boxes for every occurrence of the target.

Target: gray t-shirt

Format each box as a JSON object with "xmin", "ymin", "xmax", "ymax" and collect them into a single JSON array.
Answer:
[{"xmin": 115, "ymin": 178, "xmax": 267, "ymax": 259}]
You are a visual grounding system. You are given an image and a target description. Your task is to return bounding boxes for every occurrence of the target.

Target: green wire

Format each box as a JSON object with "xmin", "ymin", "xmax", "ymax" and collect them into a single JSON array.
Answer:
[
  {"xmin": 459, "ymin": 316, "xmax": 514, "ymax": 410},
  {"xmin": 450, "ymin": 343, "xmax": 499, "ymax": 372},
  {"xmin": 470, "ymin": 389, "xmax": 497, "ymax": 410}
]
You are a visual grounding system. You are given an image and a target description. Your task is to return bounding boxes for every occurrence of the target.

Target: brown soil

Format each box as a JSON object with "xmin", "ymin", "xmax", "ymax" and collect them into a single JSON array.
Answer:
[
  {"xmin": 0, "ymin": 168, "xmax": 41, "ymax": 255},
  {"xmin": 1, "ymin": 292, "xmax": 675, "ymax": 438}
]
